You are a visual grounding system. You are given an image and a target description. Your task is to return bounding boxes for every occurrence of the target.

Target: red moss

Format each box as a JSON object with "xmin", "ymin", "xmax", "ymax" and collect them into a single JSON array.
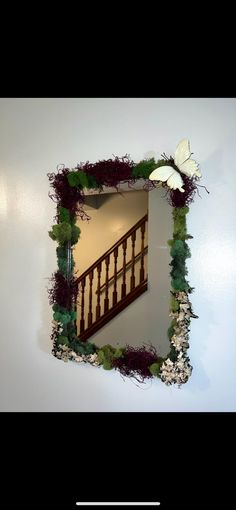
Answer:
[
  {"xmin": 47, "ymin": 167, "xmax": 88, "ymax": 219},
  {"xmin": 77, "ymin": 155, "xmax": 135, "ymax": 188},
  {"xmin": 166, "ymin": 174, "xmax": 198, "ymax": 208},
  {"xmin": 48, "ymin": 271, "xmax": 79, "ymax": 309},
  {"xmin": 112, "ymin": 345, "xmax": 161, "ymax": 382}
]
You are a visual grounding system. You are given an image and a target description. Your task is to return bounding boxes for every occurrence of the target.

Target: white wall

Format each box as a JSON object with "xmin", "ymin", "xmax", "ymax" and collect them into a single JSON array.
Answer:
[{"xmin": 0, "ymin": 98, "xmax": 235, "ymax": 411}]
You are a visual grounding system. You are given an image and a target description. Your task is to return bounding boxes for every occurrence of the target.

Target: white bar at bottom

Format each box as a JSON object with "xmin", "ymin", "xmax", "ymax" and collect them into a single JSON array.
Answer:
[{"xmin": 76, "ymin": 504, "xmax": 160, "ymax": 506}]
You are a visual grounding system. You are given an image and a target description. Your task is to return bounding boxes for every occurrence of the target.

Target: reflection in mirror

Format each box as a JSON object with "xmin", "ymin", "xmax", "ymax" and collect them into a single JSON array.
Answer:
[{"xmin": 74, "ymin": 187, "xmax": 172, "ymax": 357}]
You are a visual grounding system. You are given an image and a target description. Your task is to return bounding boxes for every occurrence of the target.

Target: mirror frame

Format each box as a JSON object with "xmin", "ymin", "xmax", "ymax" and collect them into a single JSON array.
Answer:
[{"xmin": 47, "ymin": 151, "xmax": 203, "ymax": 386}]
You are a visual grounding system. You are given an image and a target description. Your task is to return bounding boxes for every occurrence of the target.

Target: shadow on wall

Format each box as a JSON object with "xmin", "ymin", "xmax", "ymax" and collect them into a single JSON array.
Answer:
[
  {"xmin": 37, "ymin": 237, "xmax": 56, "ymax": 355},
  {"xmin": 83, "ymin": 193, "xmax": 121, "ymax": 210},
  {"xmin": 182, "ymin": 148, "xmax": 224, "ymax": 393},
  {"xmin": 38, "ymin": 280, "xmax": 54, "ymax": 355},
  {"xmin": 184, "ymin": 295, "xmax": 214, "ymax": 393}
]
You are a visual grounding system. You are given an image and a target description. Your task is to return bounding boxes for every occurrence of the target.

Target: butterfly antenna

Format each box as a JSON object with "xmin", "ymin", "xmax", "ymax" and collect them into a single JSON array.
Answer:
[
  {"xmin": 196, "ymin": 188, "xmax": 202, "ymax": 199},
  {"xmin": 161, "ymin": 152, "xmax": 169, "ymax": 161},
  {"xmin": 196, "ymin": 183, "xmax": 210, "ymax": 194}
]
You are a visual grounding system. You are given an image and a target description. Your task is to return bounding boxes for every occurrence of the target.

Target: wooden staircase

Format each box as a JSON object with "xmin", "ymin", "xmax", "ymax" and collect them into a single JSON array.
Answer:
[{"xmin": 76, "ymin": 214, "xmax": 148, "ymax": 341}]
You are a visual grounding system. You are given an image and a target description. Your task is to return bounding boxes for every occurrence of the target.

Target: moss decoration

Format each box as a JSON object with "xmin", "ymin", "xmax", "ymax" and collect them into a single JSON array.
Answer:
[
  {"xmin": 69, "ymin": 339, "xmax": 97, "ymax": 355},
  {"xmin": 67, "ymin": 170, "xmax": 99, "ymax": 190},
  {"xmin": 58, "ymin": 206, "xmax": 71, "ymax": 223},
  {"xmin": 132, "ymin": 158, "xmax": 167, "ymax": 180},
  {"xmin": 56, "ymin": 246, "xmax": 75, "ymax": 276},
  {"xmin": 97, "ymin": 344, "xmax": 124, "ymax": 370},
  {"xmin": 48, "ymin": 222, "xmax": 81, "ymax": 246},
  {"xmin": 170, "ymin": 294, "xmax": 180, "ymax": 312},
  {"xmin": 71, "ymin": 224, "xmax": 81, "ymax": 245},
  {"xmin": 48, "ymin": 222, "xmax": 72, "ymax": 245},
  {"xmin": 52, "ymin": 303, "xmax": 77, "ymax": 326},
  {"xmin": 149, "ymin": 362, "xmax": 161, "ymax": 377},
  {"xmin": 172, "ymin": 206, "xmax": 192, "ymax": 240},
  {"xmin": 57, "ymin": 335, "xmax": 70, "ymax": 346},
  {"xmin": 47, "ymin": 150, "xmax": 205, "ymax": 385},
  {"xmin": 168, "ymin": 210, "xmax": 192, "ymax": 293}
]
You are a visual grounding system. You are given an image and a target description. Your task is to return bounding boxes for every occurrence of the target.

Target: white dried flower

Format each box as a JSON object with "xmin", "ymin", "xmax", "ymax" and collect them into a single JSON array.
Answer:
[
  {"xmin": 88, "ymin": 353, "xmax": 98, "ymax": 364},
  {"xmin": 60, "ymin": 345, "xmax": 69, "ymax": 352},
  {"xmin": 177, "ymin": 311, "xmax": 185, "ymax": 322},
  {"xmin": 179, "ymin": 303, "xmax": 190, "ymax": 312},
  {"xmin": 74, "ymin": 356, "xmax": 84, "ymax": 363},
  {"xmin": 176, "ymin": 359, "xmax": 185, "ymax": 369},
  {"xmin": 177, "ymin": 291, "xmax": 189, "ymax": 302},
  {"xmin": 169, "ymin": 311, "xmax": 178, "ymax": 319},
  {"xmin": 61, "ymin": 355, "xmax": 69, "ymax": 362},
  {"xmin": 184, "ymin": 366, "xmax": 192, "ymax": 378},
  {"xmin": 171, "ymin": 334, "xmax": 189, "ymax": 351},
  {"xmin": 160, "ymin": 350, "xmax": 192, "ymax": 386},
  {"xmin": 165, "ymin": 358, "xmax": 174, "ymax": 367}
]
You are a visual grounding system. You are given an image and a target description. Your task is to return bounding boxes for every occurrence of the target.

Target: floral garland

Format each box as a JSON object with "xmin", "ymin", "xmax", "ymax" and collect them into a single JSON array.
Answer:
[{"xmin": 47, "ymin": 140, "xmax": 207, "ymax": 386}]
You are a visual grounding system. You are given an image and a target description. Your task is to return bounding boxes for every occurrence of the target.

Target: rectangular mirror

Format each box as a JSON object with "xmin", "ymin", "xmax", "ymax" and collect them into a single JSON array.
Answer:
[{"xmin": 74, "ymin": 186, "xmax": 172, "ymax": 357}]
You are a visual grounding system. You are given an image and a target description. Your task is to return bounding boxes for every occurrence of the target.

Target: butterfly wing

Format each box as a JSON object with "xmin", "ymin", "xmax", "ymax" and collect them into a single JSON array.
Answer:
[
  {"xmin": 149, "ymin": 165, "xmax": 175, "ymax": 182},
  {"xmin": 174, "ymin": 138, "xmax": 202, "ymax": 178},
  {"xmin": 178, "ymin": 159, "xmax": 202, "ymax": 178},
  {"xmin": 174, "ymin": 139, "xmax": 191, "ymax": 167},
  {"xmin": 167, "ymin": 171, "xmax": 185, "ymax": 192},
  {"xmin": 149, "ymin": 166, "xmax": 185, "ymax": 192}
]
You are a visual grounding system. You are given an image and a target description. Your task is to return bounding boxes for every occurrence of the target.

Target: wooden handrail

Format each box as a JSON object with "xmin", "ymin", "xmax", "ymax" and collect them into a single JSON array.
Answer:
[
  {"xmin": 96, "ymin": 246, "xmax": 148, "ymax": 294},
  {"xmin": 79, "ymin": 280, "xmax": 148, "ymax": 342},
  {"xmin": 77, "ymin": 213, "xmax": 148, "ymax": 282}
]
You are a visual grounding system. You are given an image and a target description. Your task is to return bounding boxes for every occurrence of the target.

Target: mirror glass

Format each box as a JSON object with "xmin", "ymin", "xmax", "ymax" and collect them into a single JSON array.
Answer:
[{"xmin": 74, "ymin": 186, "xmax": 172, "ymax": 357}]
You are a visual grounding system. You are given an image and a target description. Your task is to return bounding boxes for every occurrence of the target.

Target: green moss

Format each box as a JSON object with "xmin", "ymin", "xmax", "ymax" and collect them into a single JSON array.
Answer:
[
  {"xmin": 97, "ymin": 349, "xmax": 105, "ymax": 365},
  {"xmin": 86, "ymin": 174, "xmax": 99, "ymax": 189},
  {"xmin": 132, "ymin": 158, "xmax": 168, "ymax": 179},
  {"xmin": 57, "ymin": 335, "xmax": 70, "ymax": 346},
  {"xmin": 58, "ymin": 206, "xmax": 71, "ymax": 223},
  {"xmin": 96, "ymin": 344, "xmax": 123, "ymax": 369},
  {"xmin": 67, "ymin": 171, "xmax": 81, "ymax": 187},
  {"xmin": 168, "ymin": 319, "xmax": 177, "ymax": 339},
  {"xmin": 171, "ymin": 277, "xmax": 189, "ymax": 292},
  {"xmin": 52, "ymin": 304, "xmax": 76, "ymax": 325},
  {"xmin": 69, "ymin": 339, "xmax": 96, "ymax": 355},
  {"xmin": 149, "ymin": 362, "xmax": 161, "ymax": 377},
  {"xmin": 113, "ymin": 348, "xmax": 124, "ymax": 359},
  {"xmin": 168, "ymin": 234, "xmax": 191, "ymax": 292},
  {"xmin": 48, "ymin": 222, "xmax": 72, "ymax": 245},
  {"xmin": 172, "ymin": 207, "xmax": 191, "ymax": 240},
  {"xmin": 170, "ymin": 295, "xmax": 180, "ymax": 312},
  {"xmin": 168, "ymin": 346, "xmax": 178, "ymax": 362},
  {"xmin": 170, "ymin": 239, "xmax": 191, "ymax": 260},
  {"xmin": 57, "ymin": 257, "xmax": 68, "ymax": 275},
  {"xmin": 132, "ymin": 158, "xmax": 158, "ymax": 179},
  {"xmin": 67, "ymin": 170, "xmax": 99, "ymax": 190},
  {"xmin": 56, "ymin": 246, "xmax": 70, "ymax": 275},
  {"xmin": 49, "ymin": 222, "xmax": 81, "ymax": 247},
  {"xmin": 56, "ymin": 246, "xmax": 68, "ymax": 259},
  {"xmin": 53, "ymin": 311, "xmax": 71, "ymax": 325},
  {"xmin": 103, "ymin": 360, "xmax": 113, "ymax": 370},
  {"xmin": 71, "ymin": 225, "xmax": 81, "ymax": 245}
]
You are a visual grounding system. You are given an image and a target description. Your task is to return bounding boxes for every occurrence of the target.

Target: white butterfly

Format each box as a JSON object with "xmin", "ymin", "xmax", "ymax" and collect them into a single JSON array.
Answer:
[{"xmin": 149, "ymin": 139, "xmax": 202, "ymax": 193}]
